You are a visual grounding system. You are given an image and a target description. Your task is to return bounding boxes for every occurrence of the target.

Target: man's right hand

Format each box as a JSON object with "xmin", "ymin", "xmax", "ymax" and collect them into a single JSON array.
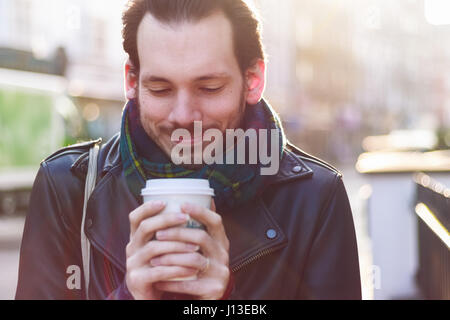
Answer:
[{"xmin": 125, "ymin": 201, "xmax": 200, "ymax": 300}]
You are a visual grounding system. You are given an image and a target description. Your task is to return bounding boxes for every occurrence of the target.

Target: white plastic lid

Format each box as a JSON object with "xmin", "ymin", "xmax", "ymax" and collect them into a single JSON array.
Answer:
[{"xmin": 141, "ymin": 178, "xmax": 215, "ymax": 196}]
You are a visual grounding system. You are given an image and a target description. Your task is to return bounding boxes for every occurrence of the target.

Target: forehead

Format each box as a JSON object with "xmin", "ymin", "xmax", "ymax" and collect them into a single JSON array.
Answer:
[{"xmin": 136, "ymin": 11, "xmax": 241, "ymax": 81}]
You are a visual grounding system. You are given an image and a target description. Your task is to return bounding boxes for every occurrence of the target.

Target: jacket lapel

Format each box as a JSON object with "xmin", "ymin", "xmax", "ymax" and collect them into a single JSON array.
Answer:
[{"xmin": 224, "ymin": 197, "xmax": 288, "ymax": 271}]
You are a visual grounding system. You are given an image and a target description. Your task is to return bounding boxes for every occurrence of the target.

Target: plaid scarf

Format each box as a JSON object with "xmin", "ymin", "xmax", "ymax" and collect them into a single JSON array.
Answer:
[{"xmin": 119, "ymin": 99, "xmax": 286, "ymax": 210}]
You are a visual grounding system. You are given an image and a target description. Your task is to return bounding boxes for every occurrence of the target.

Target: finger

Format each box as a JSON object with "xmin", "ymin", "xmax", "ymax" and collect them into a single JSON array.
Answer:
[
  {"xmin": 181, "ymin": 203, "xmax": 222, "ymax": 234},
  {"xmin": 129, "ymin": 201, "xmax": 166, "ymax": 235},
  {"xmin": 132, "ymin": 212, "xmax": 190, "ymax": 249},
  {"xmin": 150, "ymin": 252, "xmax": 207, "ymax": 271},
  {"xmin": 128, "ymin": 240, "xmax": 200, "ymax": 269},
  {"xmin": 134, "ymin": 266, "xmax": 198, "ymax": 284},
  {"xmin": 155, "ymin": 227, "xmax": 217, "ymax": 258},
  {"xmin": 181, "ymin": 202, "xmax": 228, "ymax": 247},
  {"xmin": 210, "ymin": 198, "xmax": 216, "ymax": 212},
  {"xmin": 155, "ymin": 278, "xmax": 225, "ymax": 299}
]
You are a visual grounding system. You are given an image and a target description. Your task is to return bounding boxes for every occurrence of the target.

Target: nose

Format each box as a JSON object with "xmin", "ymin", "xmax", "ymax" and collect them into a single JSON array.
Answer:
[{"xmin": 168, "ymin": 91, "xmax": 202, "ymax": 128}]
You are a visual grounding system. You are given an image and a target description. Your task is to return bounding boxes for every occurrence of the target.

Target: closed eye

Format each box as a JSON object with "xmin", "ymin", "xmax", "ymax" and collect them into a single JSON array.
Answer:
[
  {"xmin": 148, "ymin": 88, "xmax": 172, "ymax": 95},
  {"xmin": 201, "ymin": 86, "xmax": 224, "ymax": 94}
]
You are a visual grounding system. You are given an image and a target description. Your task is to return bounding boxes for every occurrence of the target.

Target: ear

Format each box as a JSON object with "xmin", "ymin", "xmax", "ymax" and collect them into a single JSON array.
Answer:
[
  {"xmin": 124, "ymin": 59, "xmax": 138, "ymax": 100},
  {"xmin": 244, "ymin": 59, "xmax": 266, "ymax": 105}
]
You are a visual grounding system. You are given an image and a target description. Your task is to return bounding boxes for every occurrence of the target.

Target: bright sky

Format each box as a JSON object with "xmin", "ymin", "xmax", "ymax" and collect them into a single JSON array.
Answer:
[{"xmin": 424, "ymin": 0, "xmax": 450, "ymax": 25}]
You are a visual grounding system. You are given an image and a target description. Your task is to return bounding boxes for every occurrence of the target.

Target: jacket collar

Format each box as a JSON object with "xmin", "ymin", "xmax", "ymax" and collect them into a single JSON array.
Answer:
[{"xmin": 72, "ymin": 134, "xmax": 314, "ymax": 274}]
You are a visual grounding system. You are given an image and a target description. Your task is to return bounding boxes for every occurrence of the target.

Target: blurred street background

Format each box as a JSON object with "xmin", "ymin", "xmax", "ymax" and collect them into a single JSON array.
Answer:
[{"xmin": 1, "ymin": 0, "xmax": 449, "ymax": 300}]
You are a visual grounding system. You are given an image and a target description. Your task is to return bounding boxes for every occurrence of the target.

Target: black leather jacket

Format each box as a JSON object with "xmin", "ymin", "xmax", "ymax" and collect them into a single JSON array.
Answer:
[{"xmin": 16, "ymin": 134, "xmax": 361, "ymax": 300}]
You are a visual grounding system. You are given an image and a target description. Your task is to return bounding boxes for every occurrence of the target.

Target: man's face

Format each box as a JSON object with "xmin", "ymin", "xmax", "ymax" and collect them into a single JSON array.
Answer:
[{"xmin": 132, "ymin": 11, "xmax": 248, "ymax": 161}]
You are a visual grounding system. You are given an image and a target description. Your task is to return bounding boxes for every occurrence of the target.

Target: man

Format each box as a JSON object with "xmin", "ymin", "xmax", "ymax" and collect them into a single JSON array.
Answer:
[{"xmin": 16, "ymin": 0, "xmax": 361, "ymax": 300}]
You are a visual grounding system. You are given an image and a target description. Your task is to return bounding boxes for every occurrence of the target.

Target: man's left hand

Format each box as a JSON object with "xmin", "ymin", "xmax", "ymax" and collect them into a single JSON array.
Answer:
[{"xmin": 152, "ymin": 200, "xmax": 231, "ymax": 300}]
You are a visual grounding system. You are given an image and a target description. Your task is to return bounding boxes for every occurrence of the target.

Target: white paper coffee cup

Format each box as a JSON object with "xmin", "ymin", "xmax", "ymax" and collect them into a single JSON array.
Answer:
[{"xmin": 141, "ymin": 178, "xmax": 215, "ymax": 281}]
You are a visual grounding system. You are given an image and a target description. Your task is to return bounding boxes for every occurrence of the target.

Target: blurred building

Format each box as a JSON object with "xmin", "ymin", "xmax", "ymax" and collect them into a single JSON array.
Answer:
[
  {"xmin": 292, "ymin": 0, "xmax": 362, "ymax": 163},
  {"xmin": 353, "ymin": 1, "xmax": 450, "ymax": 133},
  {"xmin": 255, "ymin": 0, "xmax": 450, "ymax": 164},
  {"xmin": 0, "ymin": 0, "xmax": 127, "ymax": 140}
]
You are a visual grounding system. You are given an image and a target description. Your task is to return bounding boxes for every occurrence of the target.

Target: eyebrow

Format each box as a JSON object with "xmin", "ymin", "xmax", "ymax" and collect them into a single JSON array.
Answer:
[{"xmin": 141, "ymin": 73, "xmax": 230, "ymax": 84}]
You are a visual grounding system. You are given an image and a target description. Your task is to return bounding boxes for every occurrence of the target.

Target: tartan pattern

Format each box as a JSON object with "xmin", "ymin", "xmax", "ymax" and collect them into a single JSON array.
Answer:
[{"xmin": 119, "ymin": 99, "xmax": 286, "ymax": 209}]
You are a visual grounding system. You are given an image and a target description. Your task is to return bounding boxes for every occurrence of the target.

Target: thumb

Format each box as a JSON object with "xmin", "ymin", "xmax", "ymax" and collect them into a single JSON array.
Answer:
[{"xmin": 210, "ymin": 198, "xmax": 216, "ymax": 212}]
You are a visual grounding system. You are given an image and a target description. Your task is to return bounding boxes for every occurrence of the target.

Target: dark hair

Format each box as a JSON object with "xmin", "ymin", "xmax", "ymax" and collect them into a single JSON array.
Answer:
[{"xmin": 122, "ymin": 0, "xmax": 265, "ymax": 74}]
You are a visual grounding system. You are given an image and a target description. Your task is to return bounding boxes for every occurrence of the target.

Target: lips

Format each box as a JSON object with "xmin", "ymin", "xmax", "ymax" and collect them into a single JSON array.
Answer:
[
  {"xmin": 172, "ymin": 133, "xmax": 204, "ymax": 146},
  {"xmin": 167, "ymin": 123, "xmax": 217, "ymax": 147}
]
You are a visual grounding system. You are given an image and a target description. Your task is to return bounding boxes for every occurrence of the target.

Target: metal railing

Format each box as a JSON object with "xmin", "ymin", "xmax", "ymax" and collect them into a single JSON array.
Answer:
[{"xmin": 414, "ymin": 173, "xmax": 450, "ymax": 300}]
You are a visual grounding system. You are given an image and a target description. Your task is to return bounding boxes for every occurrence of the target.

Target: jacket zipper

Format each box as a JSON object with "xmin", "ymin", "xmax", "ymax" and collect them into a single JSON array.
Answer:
[{"xmin": 231, "ymin": 246, "xmax": 281, "ymax": 273}]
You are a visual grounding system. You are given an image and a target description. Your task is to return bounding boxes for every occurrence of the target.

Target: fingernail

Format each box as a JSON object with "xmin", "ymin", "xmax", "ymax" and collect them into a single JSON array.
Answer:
[
  {"xmin": 153, "ymin": 200, "xmax": 165, "ymax": 208},
  {"xmin": 187, "ymin": 244, "xmax": 200, "ymax": 251},
  {"xmin": 177, "ymin": 213, "xmax": 189, "ymax": 221},
  {"xmin": 182, "ymin": 203, "xmax": 193, "ymax": 212},
  {"xmin": 150, "ymin": 258, "xmax": 161, "ymax": 266}
]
